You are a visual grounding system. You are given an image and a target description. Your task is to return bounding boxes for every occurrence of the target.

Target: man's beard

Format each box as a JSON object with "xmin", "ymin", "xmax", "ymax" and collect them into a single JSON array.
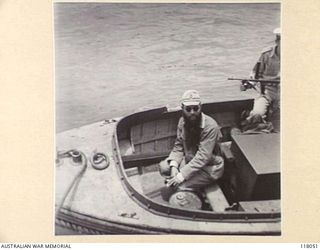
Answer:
[
  {"xmin": 183, "ymin": 112, "xmax": 201, "ymax": 129},
  {"xmin": 183, "ymin": 113, "xmax": 201, "ymax": 148}
]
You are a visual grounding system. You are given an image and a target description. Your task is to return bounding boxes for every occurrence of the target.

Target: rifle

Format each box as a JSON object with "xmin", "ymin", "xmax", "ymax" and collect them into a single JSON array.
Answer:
[{"xmin": 228, "ymin": 78, "xmax": 280, "ymax": 84}]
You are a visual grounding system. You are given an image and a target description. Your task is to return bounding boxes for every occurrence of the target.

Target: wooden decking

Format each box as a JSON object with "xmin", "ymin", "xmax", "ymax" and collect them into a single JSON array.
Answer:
[
  {"xmin": 126, "ymin": 163, "xmax": 231, "ymax": 213},
  {"xmin": 239, "ymin": 200, "xmax": 280, "ymax": 213},
  {"xmin": 204, "ymin": 184, "xmax": 229, "ymax": 212}
]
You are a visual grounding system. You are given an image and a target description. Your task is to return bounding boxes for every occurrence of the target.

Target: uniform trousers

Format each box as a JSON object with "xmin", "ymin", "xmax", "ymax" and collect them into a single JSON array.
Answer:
[{"xmin": 159, "ymin": 156, "xmax": 224, "ymax": 190}]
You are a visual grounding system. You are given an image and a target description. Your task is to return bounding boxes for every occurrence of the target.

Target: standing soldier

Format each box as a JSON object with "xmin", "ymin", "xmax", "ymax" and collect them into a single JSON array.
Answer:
[{"xmin": 242, "ymin": 27, "xmax": 281, "ymax": 131}]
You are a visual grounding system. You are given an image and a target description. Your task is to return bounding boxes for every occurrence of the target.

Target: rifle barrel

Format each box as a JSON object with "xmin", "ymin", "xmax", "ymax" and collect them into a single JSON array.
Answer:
[{"xmin": 228, "ymin": 78, "xmax": 280, "ymax": 84}]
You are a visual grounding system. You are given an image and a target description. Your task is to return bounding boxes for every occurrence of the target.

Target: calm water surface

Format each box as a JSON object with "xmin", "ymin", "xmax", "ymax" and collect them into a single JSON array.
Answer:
[{"xmin": 54, "ymin": 3, "xmax": 280, "ymax": 132}]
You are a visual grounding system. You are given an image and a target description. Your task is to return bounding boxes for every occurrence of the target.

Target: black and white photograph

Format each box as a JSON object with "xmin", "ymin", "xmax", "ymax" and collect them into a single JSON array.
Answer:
[{"xmin": 54, "ymin": 3, "xmax": 281, "ymax": 235}]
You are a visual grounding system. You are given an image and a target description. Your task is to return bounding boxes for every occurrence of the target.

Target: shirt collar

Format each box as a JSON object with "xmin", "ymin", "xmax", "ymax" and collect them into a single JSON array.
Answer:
[{"xmin": 200, "ymin": 113, "xmax": 205, "ymax": 129}]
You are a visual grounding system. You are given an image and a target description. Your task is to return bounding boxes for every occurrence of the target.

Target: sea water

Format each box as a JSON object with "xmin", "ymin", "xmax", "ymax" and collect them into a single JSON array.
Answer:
[{"xmin": 54, "ymin": 3, "xmax": 280, "ymax": 133}]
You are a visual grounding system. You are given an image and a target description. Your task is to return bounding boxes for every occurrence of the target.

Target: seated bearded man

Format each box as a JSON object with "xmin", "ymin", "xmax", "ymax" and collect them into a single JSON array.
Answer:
[{"xmin": 159, "ymin": 90, "xmax": 224, "ymax": 192}]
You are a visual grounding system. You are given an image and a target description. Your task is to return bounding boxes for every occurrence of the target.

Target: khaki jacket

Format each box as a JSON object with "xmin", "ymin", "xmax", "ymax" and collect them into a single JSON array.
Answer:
[
  {"xmin": 167, "ymin": 113, "xmax": 223, "ymax": 180},
  {"xmin": 253, "ymin": 45, "xmax": 280, "ymax": 101}
]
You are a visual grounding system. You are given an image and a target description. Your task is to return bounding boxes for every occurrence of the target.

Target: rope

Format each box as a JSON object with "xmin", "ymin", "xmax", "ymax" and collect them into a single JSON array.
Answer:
[
  {"xmin": 56, "ymin": 150, "xmax": 88, "ymax": 215},
  {"xmin": 90, "ymin": 152, "xmax": 110, "ymax": 170}
]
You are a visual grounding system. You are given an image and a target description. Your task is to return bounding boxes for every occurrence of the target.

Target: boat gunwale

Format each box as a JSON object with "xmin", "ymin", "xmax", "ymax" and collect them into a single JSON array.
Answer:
[
  {"xmin": 56, "ymin": 207, "xmax": 281, "ymax": 235},
  {"xmin": 113, "ymin": 99, "xmax": 281, "ymax": 223}
]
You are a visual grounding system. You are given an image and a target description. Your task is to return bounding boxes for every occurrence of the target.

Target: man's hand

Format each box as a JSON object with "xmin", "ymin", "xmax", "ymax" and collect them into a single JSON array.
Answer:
[
  {"xmin": 167, "ymin": 176, "xmax": 182, "ymax": 187},
  {"xmin": 240, "ymin": 82, "xmax": 248, "ymax": 91},
  {"xmin": 167, "ymin": 173, "xmax": 184, "ymax": 187},
  {"xmin": 240, "ymin": 80, "xmax": 257, "ymax": 91}
]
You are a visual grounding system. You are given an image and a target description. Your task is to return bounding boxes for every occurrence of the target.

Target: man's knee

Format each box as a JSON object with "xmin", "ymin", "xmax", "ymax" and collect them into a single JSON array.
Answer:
[
  {"xmin": 199, "ymin": 155, "xmax": 225, "ymax": 182},
  {"xmin": 211, "ymin": 155, "xmax": 224, "ymax": 180},
  {"xmin": 159, "ymin": 159, "xmax": 171, "ymax": 177},
  {"xmin": 179, "ymin": 175, "xmax": 213, "ymax": 190},
  {"xmin": 181, "ymin": 157, "xmax": 224, "ymax": 190}
]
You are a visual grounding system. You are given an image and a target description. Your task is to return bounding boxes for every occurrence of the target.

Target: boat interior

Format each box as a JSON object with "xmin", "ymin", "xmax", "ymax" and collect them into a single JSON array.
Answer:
[{"xmin": 114, "ymin": 99, "xmax": 280, "ymax": 220}]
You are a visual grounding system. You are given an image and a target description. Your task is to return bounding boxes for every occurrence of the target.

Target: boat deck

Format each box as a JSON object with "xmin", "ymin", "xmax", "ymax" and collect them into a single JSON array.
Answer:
[{"xmin": 55, "ymin": 99, "xmax": 281, "ymax": 234}]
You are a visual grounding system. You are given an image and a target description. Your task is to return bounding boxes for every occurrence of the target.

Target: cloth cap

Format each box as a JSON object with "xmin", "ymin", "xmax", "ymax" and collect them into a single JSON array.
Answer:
[
  {"xmin": 273, "ymin": 27, "xmax": 281, "ymax": 36},
  {"xmin": 181, "ymin": 90, "xmax": 201, "ymax": 106}
]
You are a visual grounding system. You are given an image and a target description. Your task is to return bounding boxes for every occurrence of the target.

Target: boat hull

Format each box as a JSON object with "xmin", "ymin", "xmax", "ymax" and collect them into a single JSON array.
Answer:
[{"xmin": 55, "ymin": 98, "xmax": 280, "ymax": 235}]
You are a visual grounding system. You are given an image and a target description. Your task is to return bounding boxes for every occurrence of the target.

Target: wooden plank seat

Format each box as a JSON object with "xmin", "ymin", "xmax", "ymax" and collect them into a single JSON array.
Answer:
[
  {"xmin": 204, "ymin": 184, "xmax": 229, "ymax": 212},
  {"xmin": 121, "ymin": 151, "xmax": 170, "ymax": 168}
]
